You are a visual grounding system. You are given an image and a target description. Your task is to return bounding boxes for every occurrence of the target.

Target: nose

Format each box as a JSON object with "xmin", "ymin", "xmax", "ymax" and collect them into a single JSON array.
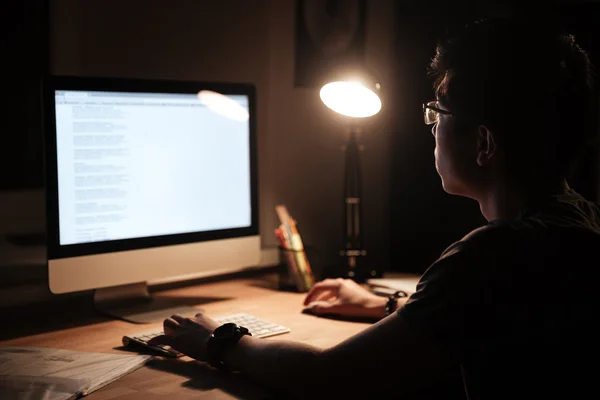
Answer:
[{"xmin": 431, "ymin": 123, "xmax": 437, "ymax": 137}]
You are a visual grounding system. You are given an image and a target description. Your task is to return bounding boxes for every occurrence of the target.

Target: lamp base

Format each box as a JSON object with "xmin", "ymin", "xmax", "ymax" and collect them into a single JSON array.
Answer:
[{"xmin": 339, "ymin": 249, "xmax": 380, "ymax": 283}]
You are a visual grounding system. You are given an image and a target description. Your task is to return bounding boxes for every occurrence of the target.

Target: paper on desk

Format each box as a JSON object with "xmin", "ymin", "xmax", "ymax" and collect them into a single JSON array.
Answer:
[{"xmin": 0, "ymin": 347, "xmax": 151, "ymax": 400}]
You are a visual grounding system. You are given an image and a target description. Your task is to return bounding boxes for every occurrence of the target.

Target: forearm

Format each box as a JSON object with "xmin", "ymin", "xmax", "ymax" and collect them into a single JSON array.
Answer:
[
  {"xmin": 367, "ymin": 295, "xmax": 409, "ymax": 320},
  {"xmin": 221, "ymin": 298, "xmax": 410, "ymax": 395},
  {"xmin": 339, "ymin": 294, "xmax": 409, "ymax": 321},
  {"xmin": 222, "ymin": 336, "xmax": 329, "ymax": 397},
  {"xmin": 220, "ymin": 298, "xmax": 411, "ymax": 396}
]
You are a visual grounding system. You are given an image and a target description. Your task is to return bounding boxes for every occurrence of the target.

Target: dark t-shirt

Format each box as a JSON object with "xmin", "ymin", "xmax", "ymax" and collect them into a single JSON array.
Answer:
[{"xmin": 398, "ymin": 189, "xmax": 600, "ymax": 400}]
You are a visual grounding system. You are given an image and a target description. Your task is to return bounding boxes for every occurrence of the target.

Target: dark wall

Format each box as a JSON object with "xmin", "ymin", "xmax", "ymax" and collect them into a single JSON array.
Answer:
[
  {"xmin": 0, "ymin": 1, "xmax": 48, "ymax": 191},
  {"xmin": 389, "ymin": 0, "xmax": 600, "ymax": 274}
]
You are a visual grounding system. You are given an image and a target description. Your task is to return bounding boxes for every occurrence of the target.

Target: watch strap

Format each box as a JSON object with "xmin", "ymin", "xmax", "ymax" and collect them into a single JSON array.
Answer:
[
  {"xmin": 384, "ymin": 290, "xmax": 408, "ymax": 316},
  {"xmin": 207, "ymin": 324, "xmax": 251, "ymax": 371}
]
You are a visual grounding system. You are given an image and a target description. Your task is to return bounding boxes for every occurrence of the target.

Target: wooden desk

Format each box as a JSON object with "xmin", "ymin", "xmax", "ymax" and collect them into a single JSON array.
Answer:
[{"xmin": 0, "ymin": 273, "xmax": 370, "ymax": 399}]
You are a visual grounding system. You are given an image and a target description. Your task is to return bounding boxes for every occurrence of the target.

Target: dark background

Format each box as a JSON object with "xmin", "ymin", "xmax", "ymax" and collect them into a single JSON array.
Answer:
[
  {"xmin": 294, "ymin": 0, "xmax": 367, "ymax": 88},
  {"xmin": 1, "ymin": 0, "xmax": 599, "ymax": 279},
  {"xmin": 390, "ymin": 0, "xmax": 600, "ymax": 273},
  {"xmin": 0, "ymin": 1, "xmax": 48, "ymax": 191}
]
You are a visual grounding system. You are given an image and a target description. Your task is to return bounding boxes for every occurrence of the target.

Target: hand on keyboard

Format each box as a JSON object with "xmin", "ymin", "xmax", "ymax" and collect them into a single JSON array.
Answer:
[
  {"xmin": 146, "ymin": 312, "xmax": 220, "ymax": 361},
  {"xmin": 123, "ymin": 313, "xmax": 291, "ymax": 359}
]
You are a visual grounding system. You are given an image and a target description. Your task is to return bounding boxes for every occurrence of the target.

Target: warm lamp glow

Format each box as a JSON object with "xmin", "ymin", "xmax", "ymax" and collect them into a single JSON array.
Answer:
[
  {"xmin": 197, "ymin": 90, "xmax": 249, "ymax": 122},
  {"xmin": 319, "ymin": 81, "xmax": 382, "ymax": 118}
]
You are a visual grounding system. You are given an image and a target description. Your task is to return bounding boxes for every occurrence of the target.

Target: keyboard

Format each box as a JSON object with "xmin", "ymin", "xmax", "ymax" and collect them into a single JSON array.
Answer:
[{"xmin": 122, "ymin": 313, "xmax": 290, "ymax": 357}]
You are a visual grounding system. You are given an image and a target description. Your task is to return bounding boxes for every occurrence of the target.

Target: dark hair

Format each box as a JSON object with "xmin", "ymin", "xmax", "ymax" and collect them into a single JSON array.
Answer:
[{"xmin": 429, "ymin": 17, "xmax": 595, "ymax": 183}]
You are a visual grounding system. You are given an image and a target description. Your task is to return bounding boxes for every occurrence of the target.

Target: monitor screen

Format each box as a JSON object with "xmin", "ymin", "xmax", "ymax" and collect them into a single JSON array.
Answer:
[
  {"xmin": 54, "ymin": 90, "xmax": 252, "ymax": 246},
  {"xmin": 44, "ymin": 77, "xmax": 258, "ymax": 263}
]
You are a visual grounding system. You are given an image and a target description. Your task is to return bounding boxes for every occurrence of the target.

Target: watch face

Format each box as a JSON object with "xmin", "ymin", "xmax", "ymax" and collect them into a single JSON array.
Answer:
[{"xmin": 213, "ymin": 323, "xmax": 238, "ymax": 338}]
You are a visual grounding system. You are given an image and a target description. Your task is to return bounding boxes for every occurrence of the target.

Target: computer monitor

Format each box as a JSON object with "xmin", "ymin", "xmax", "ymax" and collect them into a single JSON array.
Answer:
[{"xmin": 43, "ymin": 76, "xmax": 260, "ymax": 323}]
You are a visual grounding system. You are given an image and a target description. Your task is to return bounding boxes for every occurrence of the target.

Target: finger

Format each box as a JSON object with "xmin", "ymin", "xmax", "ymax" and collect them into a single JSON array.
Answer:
[
  {"xmin": 147, "ymin": 334, "xmax": 173, "ymax": 347},
  {"xmin": 182, "ymin": 317, "xmax": 196, "ymax": 327},
  {"xmin": 307, "ymin": 301, "xmax": 348, "ymax": 316},
  {"xmin": 171, "ymin": 314, "xmax": 187, "ymax": 324},
  {"xmin": 164, "ymin": 317, "xmax": 181, "ymax": 335},
  {"xmin": 313, "ymin": 290, "xmax": 336, "ymax": 303},
  {"xmin": 303, "ymin": 279, "xmax": 341, "ymax": 305}
]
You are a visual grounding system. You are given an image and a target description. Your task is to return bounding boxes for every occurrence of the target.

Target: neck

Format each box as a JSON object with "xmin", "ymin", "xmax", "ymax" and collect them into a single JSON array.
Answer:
[{"xmin": 477, "ymin": 179, "xmax": 569, "ymax": 222}]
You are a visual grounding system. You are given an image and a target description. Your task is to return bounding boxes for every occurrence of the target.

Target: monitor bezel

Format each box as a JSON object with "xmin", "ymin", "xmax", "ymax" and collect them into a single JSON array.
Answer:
[{"xmin": 43, "ymin": 75, "xmax": 259, "ymax": 260}]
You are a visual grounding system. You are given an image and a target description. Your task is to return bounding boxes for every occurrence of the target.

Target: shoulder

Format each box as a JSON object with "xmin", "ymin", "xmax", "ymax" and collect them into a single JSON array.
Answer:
[
  {"xmin": 415, "ymin": 222, "xmax": 529, "ymax": 293},
  {"xmin": 397, "ymin": 225, "xmax": 514, "ymax": 353},
  {"xmin": 399, "ymin": 224, "xmax": 522, "ymax": 320},
  {"xmin": 439, "ymin": 222, "xmax": 524, "ymax": 260},
  {"xmin": 522, "ymin": 188, "xmax": 600, "ymax": 231}
]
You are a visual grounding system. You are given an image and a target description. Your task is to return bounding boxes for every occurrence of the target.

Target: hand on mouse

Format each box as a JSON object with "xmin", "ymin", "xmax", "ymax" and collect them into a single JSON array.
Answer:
[
  {"xmin": 147, "ymin": 312, "xmax": 220, "ymax": 361},
  {"xmin": 303, "ymin": 278, "xmax": 388, "ymax": 320}
]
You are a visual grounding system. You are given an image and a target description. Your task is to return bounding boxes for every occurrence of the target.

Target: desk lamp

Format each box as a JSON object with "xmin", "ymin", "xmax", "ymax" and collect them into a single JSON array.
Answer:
[{"xmin": 319, "ymin": 70, "xmax": 382, "ymax": 282}]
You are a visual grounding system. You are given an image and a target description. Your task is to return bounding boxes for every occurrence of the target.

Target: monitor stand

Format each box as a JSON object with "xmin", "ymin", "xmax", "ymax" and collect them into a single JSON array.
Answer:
[{"xmin": 93, "ymin": 282, "xmax": 202, "ymax": 324}]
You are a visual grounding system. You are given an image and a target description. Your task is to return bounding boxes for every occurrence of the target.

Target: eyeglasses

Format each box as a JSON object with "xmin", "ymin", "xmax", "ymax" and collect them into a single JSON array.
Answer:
[{"xmin": 423, "ymin": 100, "xmax": 452, "ymax": 125}]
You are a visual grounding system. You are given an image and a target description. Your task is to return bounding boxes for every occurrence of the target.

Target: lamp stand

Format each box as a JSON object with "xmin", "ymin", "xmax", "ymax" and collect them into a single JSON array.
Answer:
[{"xmin": 340, "ymin": 127, "xmax": 374, "ymax": 283}]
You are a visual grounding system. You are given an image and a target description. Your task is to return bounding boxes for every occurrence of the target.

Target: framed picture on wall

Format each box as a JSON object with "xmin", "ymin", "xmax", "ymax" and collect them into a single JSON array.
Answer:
[{"xmin": 294, "ymin": 0, "xmax": 366, "ymax": 88}]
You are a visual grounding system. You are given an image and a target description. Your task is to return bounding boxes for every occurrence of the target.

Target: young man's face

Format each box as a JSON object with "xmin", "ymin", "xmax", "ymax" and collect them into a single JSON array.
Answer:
[{"xmin": 432, "ymin": 100, "xmax": 480, "ymax": 198}]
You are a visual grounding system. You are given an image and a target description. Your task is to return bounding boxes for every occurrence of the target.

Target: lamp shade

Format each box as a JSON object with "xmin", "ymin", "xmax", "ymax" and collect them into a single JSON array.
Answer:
[{"xmin": 319, "ymin": 74, "xmax": 382, "ymax": 118}]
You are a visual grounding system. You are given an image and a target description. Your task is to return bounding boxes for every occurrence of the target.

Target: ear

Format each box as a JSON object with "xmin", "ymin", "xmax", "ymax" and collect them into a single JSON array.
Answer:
[{"xmin": 476, "ymin": 125, "xmax": 497, "ymax": 167}]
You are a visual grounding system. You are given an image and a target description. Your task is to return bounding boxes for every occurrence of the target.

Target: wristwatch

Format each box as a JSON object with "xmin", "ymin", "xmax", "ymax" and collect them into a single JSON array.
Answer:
[
  {"xmin": 207, "ymin": 323, "xmax": 251, "ymax": 370},
  {"xmin": 384, "ymin": 290, "xmax": 408, "ymax": 316}
]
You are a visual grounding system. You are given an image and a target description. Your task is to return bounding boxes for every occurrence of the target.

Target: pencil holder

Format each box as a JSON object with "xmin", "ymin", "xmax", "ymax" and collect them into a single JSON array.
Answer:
[{"xmin": 277, "ymin": 246, "xmax": 314, "ymax": 293}]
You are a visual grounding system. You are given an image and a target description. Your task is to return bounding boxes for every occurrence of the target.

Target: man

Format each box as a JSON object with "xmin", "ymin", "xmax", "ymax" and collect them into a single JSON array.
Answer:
[{"xmin": 149, "ymin": 17, "xmax": 598, "ymax": 399}]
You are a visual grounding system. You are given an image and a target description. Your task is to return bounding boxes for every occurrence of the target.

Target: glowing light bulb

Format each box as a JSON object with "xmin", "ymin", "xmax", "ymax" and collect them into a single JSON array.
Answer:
[{"xmin": 319, "ymin": 81, "xmax": 381, "ymax": 118}]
